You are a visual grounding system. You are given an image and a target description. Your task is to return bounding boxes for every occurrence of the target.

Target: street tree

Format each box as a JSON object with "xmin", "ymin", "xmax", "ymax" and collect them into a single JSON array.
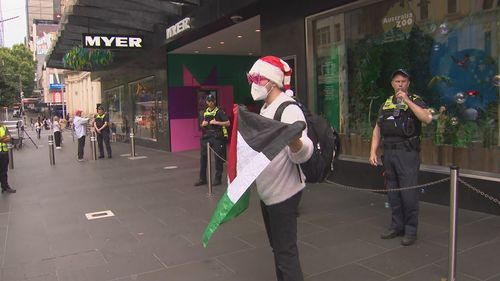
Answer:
[{"xmin": 0, "ymin": 44, "xmax": 36, "ymax": 107}]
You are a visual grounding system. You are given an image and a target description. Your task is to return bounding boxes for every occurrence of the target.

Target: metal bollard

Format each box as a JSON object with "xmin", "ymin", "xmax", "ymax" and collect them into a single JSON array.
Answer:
[
  {"xmin": 48, "ymin": 135, "xmax": 55, "ymax": 165},
  {"xmin": 7, "ymin": 143, "xmax": 14, "ymax": 169},
  {"xmin": 90, "ymin": 131, "xmax": 97, "ymax": 160},
  {"xmin": 207, "ymin": 142, "xmax": 213, "ymax": 196},
  {"xmin": 448, "ymin": 166, "xmax": 459, "ymax": 281},
  {"xmin": 130, "ymin": 128, "xmax": 136, "ymax": 157}
]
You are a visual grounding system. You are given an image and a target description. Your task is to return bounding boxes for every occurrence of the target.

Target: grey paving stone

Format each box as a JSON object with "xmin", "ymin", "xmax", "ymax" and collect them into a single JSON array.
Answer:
[
  {"xmin": 300, "ymin": 239, "xmax": 386, "ymax": 276},
  {"xmin": 153, "ymin": 237, "xmax": 252, "ymax": 267},
  {"xmin": 0, "ymin": 258, "xmax": 56, "ymax": 281},
  {"xmin": 389, "ymin": 264, "xmax": 481, "ymax": 281},
  {"xmin": 0, "ymin": 213, "xmax": 8, "ymax": 227},
  {"xmin": 136, "ymin": 259, "xmax": 232, "ymax": 281},
  {"xmin": 358, "ymin": 241, "xmax": 447, "ymax": 277},
  {"xmin": 216, "ymin": 248, "xmax": 277, "ymax": 280},
  {"xmin": 305, "ymin": 263, "xmax": 388, "ymax": 281},
  {"xmin": 444, "ymin": 239, "xmax": 500, "ymax": 280},
  {"xmin": 55, "ymin": 249, "xmax": 106, "ymax": 271},
  {"xmin": 427, "ymin": 216, "xmax": 500, "ymax": 251}
]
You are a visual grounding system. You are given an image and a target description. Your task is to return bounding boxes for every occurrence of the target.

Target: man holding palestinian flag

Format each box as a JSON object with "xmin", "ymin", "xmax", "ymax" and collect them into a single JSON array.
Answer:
[{"xmin": 203, "ymin": 56, "xmax": 313, "ymax": 281}]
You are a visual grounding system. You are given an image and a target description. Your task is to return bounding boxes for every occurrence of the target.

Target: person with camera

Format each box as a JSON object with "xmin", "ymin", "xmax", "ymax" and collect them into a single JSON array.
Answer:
[
  {"xmin": 194, "ymin": 94, "xmax": 229, "ymax": 186},
  {"xmin": 369, "ymin": 69, "xmax": 432, "ymax": 246}
]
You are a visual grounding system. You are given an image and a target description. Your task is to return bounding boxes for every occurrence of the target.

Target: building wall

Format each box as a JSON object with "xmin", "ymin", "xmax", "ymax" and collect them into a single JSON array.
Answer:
[
  {"xmin": 167, "ymin": 54, "xmax": 255, "ymax": 151},
  {"xmin": 65, "ymin": 71, "xmax": 101, "ymax": 116}
]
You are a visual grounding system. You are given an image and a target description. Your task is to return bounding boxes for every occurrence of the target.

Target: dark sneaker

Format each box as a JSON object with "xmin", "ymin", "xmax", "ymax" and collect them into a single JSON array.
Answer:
[
  {"xmin": 213, "ymin": 179, "xmax": 222, "ymax": 186},
  {"xmin": 194, "ymin": 180, "xmax": 207, "ymax": 186},
  {"xmin": 98, "ymin": 156, "xmax": 105, "ymax": 159},
  {"xmin": 2, "ymin": 187, "xmax": 16, "ymax": 194},
  {"xmin": 401, "ymin": 235, "xmax": 417, "ymax": 246},
  {"xmin": 380, "ymin": 229, "xmax": 404, "ymax": 239},
  {"xmin": 108, "ymin": 155, "xmax": 112, "ymax": 159}
]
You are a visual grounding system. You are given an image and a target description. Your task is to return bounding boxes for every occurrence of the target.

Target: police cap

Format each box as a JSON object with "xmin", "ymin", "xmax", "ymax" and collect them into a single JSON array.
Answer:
[{"xmin": 391, "ymin": 69, "xmax": 410, "ymax": 80}]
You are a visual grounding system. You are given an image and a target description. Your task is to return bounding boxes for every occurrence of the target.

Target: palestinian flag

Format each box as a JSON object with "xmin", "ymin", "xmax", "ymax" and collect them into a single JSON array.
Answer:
[{"xmin": 202, "ymin": 105, "xmax": 306, "ymax": 247}]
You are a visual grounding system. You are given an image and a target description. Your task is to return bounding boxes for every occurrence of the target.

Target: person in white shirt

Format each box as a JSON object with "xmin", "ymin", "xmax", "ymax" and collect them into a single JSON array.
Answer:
[
  {"xmin": 53, "ymin": 116, "xmax": 62, "ymax": 149},
  {"xmin": 73, "ymin": 110, "xmax": 90, "ymax": 161},
  {"xmin": 247, "ymin": 56, "xmax": 313, "ymax": 281}
]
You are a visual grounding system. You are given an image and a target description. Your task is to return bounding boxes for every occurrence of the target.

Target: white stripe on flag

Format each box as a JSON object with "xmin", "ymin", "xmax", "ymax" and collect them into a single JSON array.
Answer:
[{"xmin": 227, "ymin": 132, "xmax": 270, "ymax": 202}]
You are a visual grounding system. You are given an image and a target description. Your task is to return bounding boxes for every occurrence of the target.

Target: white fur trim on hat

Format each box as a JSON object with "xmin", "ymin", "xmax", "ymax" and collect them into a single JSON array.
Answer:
[{"xmin": 249, "ymin": 56, "xmax": 292, "ymax": 90}]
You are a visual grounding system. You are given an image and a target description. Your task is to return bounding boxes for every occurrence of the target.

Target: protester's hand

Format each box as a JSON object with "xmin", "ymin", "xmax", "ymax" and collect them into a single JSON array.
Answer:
[
  {"xmin": 209, "ymin": 119, "xmax": 217, "ymax": 125},
  {"xmin": 201, "ymin": 120, "xmax": 209, "ymax": 127},
  {"xmin": 288, "ymin": 137, "xmax": 302, "ymax": 153},
  {"xmin": 369, "ymin": 153, "xmax": 378, "ymax": 166}
]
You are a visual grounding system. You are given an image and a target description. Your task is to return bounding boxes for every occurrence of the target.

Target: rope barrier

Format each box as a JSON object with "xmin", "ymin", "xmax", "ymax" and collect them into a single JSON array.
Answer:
[
  {"xmin": 325, "ymin": 177, "xmax": 450, "ymax": 193},
  {"xmin": 208, "ymin": 145, "xmax": 228, "ymax": 163},
  {"xmin": 459, "ymin": 178, "xmax": 500, "ymax": 206}
]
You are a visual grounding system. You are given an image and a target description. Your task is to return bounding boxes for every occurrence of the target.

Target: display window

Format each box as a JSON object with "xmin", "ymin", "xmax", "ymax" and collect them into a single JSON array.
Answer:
[{"xmin": 307, "ymin": 0, "xmax": 500, "ymax": 174}]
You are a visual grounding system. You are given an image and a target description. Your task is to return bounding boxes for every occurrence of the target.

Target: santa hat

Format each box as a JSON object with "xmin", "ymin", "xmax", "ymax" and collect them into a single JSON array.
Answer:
[{"xmin": 249, "ymin": 56, "xmax": 293, "ymax": 96}]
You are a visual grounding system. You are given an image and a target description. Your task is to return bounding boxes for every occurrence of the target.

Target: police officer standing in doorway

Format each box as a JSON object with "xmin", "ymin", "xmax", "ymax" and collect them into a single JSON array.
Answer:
[
  {"xmin": 369, "ymin": 69, "xmax": 432, "ymax": 246},
  {"xmin": 93, "ymin": 106, "xmax": 112, "ymax": 159},
  {"xmin": 0, "ymin": 122, "xmax": 16, "ymax": 194},
  {"xmin": 194, "ymin": 94, "xmax": 230, "ymax": 186}
]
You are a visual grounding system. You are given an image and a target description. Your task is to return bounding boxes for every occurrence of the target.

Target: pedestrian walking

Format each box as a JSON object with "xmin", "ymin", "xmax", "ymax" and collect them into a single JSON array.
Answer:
[
  {"xmin": 369, "ymin": 69, "xmax": 432, "ymax": 246},
  {"xmin": 247, "ymin": 56, "xmax": 313, "ymax": 281},
  {"xmin": 35, "ymin": 118, "xmax": 42, "ymax": 139},
  {"xmin": 93, "ymin": 106, "xmax": 112, "ymax": 159},
  {"xmin": 73, "ymin": 110, "xmax": 90, "ymax": 161},
  {"xmin": 0, "ymin": 121, "xmax": 16, "ymax": 194},
  {"xmin": 53, "ymin": 116, "xmax": 62, "ymax": 149},
  {"xmin": 194, "ymin": 94, "xmax": 229, "ymax": 186}
]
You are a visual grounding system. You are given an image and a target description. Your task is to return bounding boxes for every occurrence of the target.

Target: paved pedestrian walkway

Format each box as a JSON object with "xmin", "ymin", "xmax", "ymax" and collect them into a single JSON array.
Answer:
[{"xmin": 0, "ymin": 130, "xmax": 499, "ymax": 281}]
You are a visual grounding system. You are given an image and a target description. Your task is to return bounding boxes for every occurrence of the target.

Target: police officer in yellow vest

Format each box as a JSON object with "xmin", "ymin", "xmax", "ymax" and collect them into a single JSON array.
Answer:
[
  {"xmin": 93, "ymin": 106, "xmax": 112, "ymax": 159},
  {"xmin": 0, "ymin": 123, "xmax": 16, "ymax": 193},
  {"xmin": 369, "ymin": 69, "xmax": 432, "ymax": 246},
  {"xmin": 194, "ymin": 94, "xmax": 230, "ymax": 186}
]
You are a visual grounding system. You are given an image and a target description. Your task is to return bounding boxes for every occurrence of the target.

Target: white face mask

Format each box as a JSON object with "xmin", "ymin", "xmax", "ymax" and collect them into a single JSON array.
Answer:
[{"xmin": 251, "ymin": 81, "xmax": 272, "ymax": 101}]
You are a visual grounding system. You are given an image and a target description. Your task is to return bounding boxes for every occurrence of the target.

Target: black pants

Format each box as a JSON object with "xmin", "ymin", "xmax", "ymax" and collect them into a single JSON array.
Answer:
[
  {"xmin": 199, "ymin": 137, "xmax": 226, "ymax": 182},
  {"xmin": 54, "ymin": 131, "xmax": 62, "ymax": 147},
  {"xmin": 382, "ymin": 148, "xmax": 420, "ymax": 236},
  {"xmin": 97, "ymin": 131, "xmax": 112, "ymax": 157},
  {"xmin": 0, "ymin": 153, "xmax": 10, "ymax": 190},
  {"xmin": 78, "ymin": 136, "xmax": 86, "ymax": 159},
  {"xmin": 261, "ymin": 191, "xmax": 304, "ymax": 281},
  {"xmin": 36, "ymin": 129, "xmax": 41, "ymax": 139}
]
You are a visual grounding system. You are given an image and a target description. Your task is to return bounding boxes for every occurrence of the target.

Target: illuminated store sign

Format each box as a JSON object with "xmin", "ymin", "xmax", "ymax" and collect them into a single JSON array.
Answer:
[
  {"xmin": 82, "ymin": 34, "xmax": 144, "ymax": 48},
  {"xmin": 166, "ymin": 18, "xmax": 191, "ymax": 40}
]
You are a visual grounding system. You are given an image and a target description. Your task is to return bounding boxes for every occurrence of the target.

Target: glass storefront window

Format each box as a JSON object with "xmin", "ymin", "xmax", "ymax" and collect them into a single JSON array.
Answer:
[
  {"xmin": 307, "ymin": 0, "xmax": 500, "ymax": 174},
  {"xmin": 104, "ymin": 86, "xmax": 126, "ymax": 138},
  {"xmin": 129, "ymin": 77, "xmax": 158, "ymax": 141}
]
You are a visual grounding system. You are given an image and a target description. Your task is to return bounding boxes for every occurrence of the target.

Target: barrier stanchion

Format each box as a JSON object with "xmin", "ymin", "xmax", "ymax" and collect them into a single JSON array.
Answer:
[
  {"xmin": 90, "ymin": 131, "xmax": 97, "ymax": 160},
  {"xmin": 7, "ymin": 143, "xmax": 13, "ymax": 169},
  {"xmin": 207, "ymin": 142, "xmax": 213, "ymax": 196},
  {"xmin": 130, "ymin": 128, "xmax": 136, "ymax": 157},
  {"xmin": 448, "ymin": 166, "xmax": 459, "ymax": 281},
  {"xmin": 48, "ymin": 135, "xmax": 55, "ymax": 165}
]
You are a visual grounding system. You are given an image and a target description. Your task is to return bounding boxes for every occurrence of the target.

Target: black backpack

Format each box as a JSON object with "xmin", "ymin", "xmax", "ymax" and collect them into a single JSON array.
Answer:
[{"xmin": 274, "ymin": 101, "xmax": 340, "ymax": 183}]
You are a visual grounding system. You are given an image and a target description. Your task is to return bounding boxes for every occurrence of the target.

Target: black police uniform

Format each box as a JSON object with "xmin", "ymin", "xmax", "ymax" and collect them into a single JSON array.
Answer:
[
  {"xmin": 198, "ymin": 106, "xmax": 229, "ymax": 184},
  {"xmin": 377, "ymin": 94, "xmax": 427, "ymax": 238},
  {"xmin": 94, "ymin": 113, "xmax": 112, "ymax": 158}
]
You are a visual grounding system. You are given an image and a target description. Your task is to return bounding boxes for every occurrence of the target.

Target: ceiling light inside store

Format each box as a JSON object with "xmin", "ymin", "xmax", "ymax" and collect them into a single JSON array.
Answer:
[
  {"xmin": 255, "ymin": 29, "xmax": 261, "ymax": 32},
  {"xmin": 248, "ymin": 53, "xmax": 253, "ymax": 55},
  {"xmin": 194, "ymin": 51, "xmax": 199, "ymax": 53},
  {"xmin": 207, "ymin": 46, "xmax": 212, "ymax": 49},
  {"xmin": 219, "ymin": 41, "xmax": 225, "ymax": 45},
  {"xmin": 237, "ymin": 35, "xmax": 243, "ymax": 38}
]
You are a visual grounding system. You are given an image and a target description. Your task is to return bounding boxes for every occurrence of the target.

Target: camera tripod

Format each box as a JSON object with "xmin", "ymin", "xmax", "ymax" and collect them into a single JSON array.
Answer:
[{"xmin": 21, "ymin": 128, "xmax": 38, "ymax": 149}]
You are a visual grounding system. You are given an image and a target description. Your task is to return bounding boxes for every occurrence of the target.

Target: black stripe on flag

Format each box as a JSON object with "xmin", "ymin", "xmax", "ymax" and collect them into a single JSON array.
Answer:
[{"xmin": 237, "ymin": 106, "xmax": 306, "ymax": 161}]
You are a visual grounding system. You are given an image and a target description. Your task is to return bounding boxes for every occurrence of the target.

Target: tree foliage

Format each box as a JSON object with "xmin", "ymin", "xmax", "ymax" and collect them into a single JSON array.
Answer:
[{"xmin": 0, "ymin": 44, "xmax": 36, "ymax": 107}]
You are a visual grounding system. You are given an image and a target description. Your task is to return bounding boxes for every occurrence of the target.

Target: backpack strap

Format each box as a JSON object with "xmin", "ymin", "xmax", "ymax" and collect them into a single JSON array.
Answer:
[
  {"xmin": 272, "ymin": 100, "xmax": 304, "ymax": 183},
  {"xmin": 273, "ymin": 101, "xmax": 300, "ymax": 121}
]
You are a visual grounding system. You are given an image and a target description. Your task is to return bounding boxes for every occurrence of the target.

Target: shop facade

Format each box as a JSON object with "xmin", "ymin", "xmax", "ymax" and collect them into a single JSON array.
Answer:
[{"xmin": 260, "ymin": 0, "xmax": 499, "ymax": 213}]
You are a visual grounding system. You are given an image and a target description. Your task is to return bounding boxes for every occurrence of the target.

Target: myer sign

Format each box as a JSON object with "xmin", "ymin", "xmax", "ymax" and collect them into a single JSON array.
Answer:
[
  {"xmin": 166, "ymin": 18, "xmax": 191, "ymax": 40},
  {"xmin": 83, "ymin": 34, "xmax": 144, "ymax": 49}
]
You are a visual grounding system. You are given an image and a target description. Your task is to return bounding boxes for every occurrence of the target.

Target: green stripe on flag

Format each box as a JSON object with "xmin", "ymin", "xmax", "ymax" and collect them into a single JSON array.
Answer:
[{"xmin": 202, "ymin": 190, "xmax": 251, "ymax": 247}]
